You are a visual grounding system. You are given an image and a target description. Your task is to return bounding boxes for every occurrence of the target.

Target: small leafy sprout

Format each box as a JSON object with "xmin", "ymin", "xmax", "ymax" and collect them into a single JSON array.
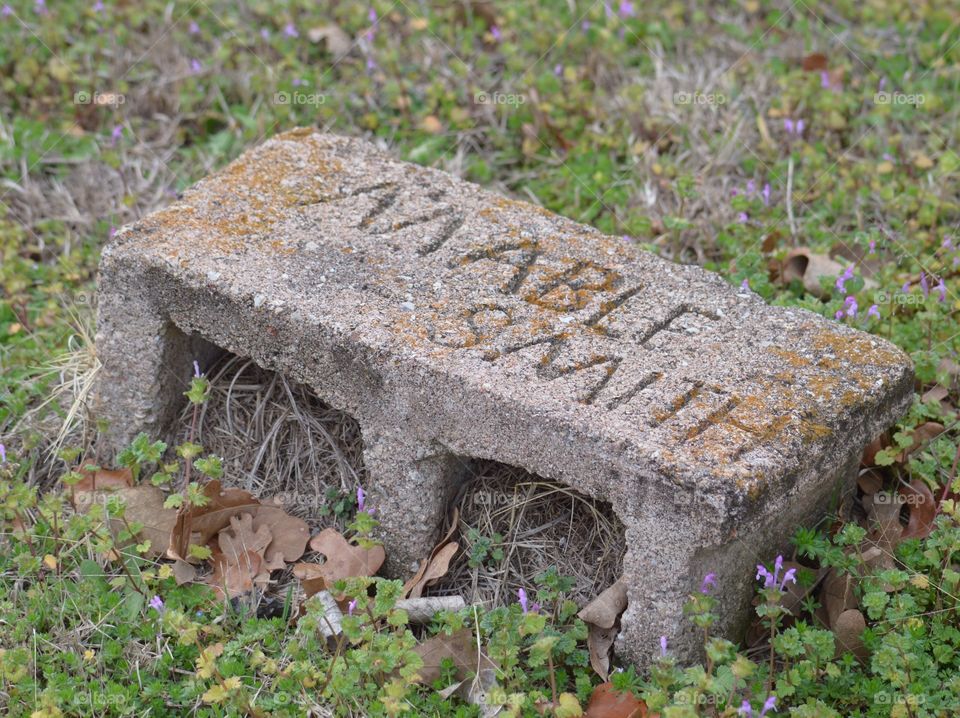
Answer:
[{"xmin": 184, "ymin": 361, "xmax": 210, "ymax": 405}]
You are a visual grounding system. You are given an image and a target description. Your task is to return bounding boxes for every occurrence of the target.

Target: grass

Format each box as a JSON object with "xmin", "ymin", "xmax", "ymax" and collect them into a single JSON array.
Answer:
[{"xmin": 0, "ymin": 0, "xmax": 959, "ymax": 716}]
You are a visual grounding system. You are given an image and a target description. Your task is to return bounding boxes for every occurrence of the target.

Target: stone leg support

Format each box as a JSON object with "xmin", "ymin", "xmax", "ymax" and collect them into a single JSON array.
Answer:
[{"xmin": 360, "ymin": 422, "xmax": 469, "ymax": 576}]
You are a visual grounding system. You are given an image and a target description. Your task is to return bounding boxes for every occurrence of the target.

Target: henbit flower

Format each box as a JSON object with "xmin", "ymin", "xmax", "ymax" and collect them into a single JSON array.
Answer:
[
  {"xmin": 868, "ymin": 239, "xmax": 877, "ymax": 254},
  {"xmin": 110, "ymin": 124, "xmax": 123, "ymax": 145},
  {"xmin": 1, "ymin": 5, "xmax": 13, "ymax": 17},
  {"xmin": 937, "ymin": 277, "xmax": 947, "ymax": 303},
  {"xmin": 357, "ymin": 486, "xmax": 366, "ymax": 512},
  {"xmin": 490, "ymin": 25, "xmax": 502, "ymax": 41},
  {"xmin": 901, "ymin": 281, "xmax": 911, "ymax": 294},
  {"xmin": 796, "ymin": 119, "xmax": 805, "ymax": 134},
  {"xmin": 783, "ymin": 118, "xmax": 794, "ymax": 134},
  {"xmin": 820, "ymin": 70, "xmax": 830, "ymax": 89},
  {"xmin": 581, "ymin": 20, "xmax": 591, "ymax": 30},
  {"xmin": 844, "ymin": 295, "xmax": 858, "ymax": 318},
  {"xmin": 284, "ymin": 22, "xmax": 298, "ymax": 38},
  {"xmin": 659, "ymin": 635, "xmax": 668, "ymax": 657},
  {"xmin": 737, "ymin": 212, "xmax": 749, "ymax": 223},
  {"xmin": 260, "ymin": 27, "xmax": 270, "ymax": 40},
  {"xmin": 149, "ymin": 595, "xmax": 164, "ymax": 612},
  {"xmin": 368, "ymin": 8, "xmax": 377, "ymax": 23},
  {"xmin": 944, "ymin": 237, "xmax": 954, "ymax": 250},
  {"xmin": 554, "ymin": 63, "xmax": 563, "ymax": 76},
  {"xmin": 867, "ymin": 304, "xmax": 881, "ymax": 319},
  {"xmin": 190, "ymin": 58, "xmax": 202, "ymax": 73},
  {"xmin": 739, "ymin": 700, "xmax": 753, "ymax": 717},
  {"xmin": 878, "ymin": 76, "xmax": 887, "ymax": 91},
  {"xmin": 618, "ymin": 0, "xmax": 636, "ymax": 18},
  {"xmin": 193, "ymin": 360, "xmax": 201, "ymax": 378},
  {"xmin": 530, "ymin": 602, "xmax": 541, "ymax": 613},
  {"xmin": 761, "ymin": 695, "xmax": 777, "ymax": 716},
  {"xmin": 757, "ymin": 555, "xmax": 793, "ymax": 590},
  {"xmin": 347, "ymin": 599, "xmax": 357, "ymax": 615},
  {"xmin": 746, "ymin": 179, "xmax": 756, "ymax": 194},
  {"xmin": 740, "ymin": 279, "xmax": 750, "ymax": 291},
  {"xmin": 518, "ymin": 588, "xmax": 529, "ymax": 614},
  {"xmin": 762, "ymin": 183, "xmax": 771, "ymax": 206},
  {"xmin": 0, "ymin": 444, "xmax": 6, "ymax": 463},
  {"xmin": 92, "ymin": 0, "xmax": 104, "ymax": 12},
  {"xmin": 779, "ymin": 567, "xmax": 797, "ymax": 590},
  {"xmin": 189, "ymin": 20, "xmax": 200, "ymax": 34},
  {"xmin": 835, "ymin": 264, "xmax": 855, "ymax": 292},
  {"xmin": 700, "ymin": 572, "xmax": 717, "ymax": 594},
  {"xmin": 834, "ymin": 309, "xmax": 844, "ymax": 320},
  {"xmin": 920, "ymin": 272, "xmax": 930, "ymax": 297}
]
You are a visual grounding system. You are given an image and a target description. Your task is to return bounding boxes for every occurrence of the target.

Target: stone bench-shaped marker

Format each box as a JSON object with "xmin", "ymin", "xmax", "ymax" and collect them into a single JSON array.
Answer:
[{"xmin": 94, "ymin": 128, "xmax": 913, "ymax": 666}]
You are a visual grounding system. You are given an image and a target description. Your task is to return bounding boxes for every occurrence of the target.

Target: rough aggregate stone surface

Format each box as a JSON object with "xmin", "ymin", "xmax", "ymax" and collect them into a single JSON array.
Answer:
[{"xmin": 94, "ymin": 128, "xmax": 914, "ymax": 666}]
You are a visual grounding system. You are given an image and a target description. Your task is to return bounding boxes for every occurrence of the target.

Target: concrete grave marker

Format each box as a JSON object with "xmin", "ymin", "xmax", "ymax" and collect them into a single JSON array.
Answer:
[{"xmin": 94, "ymin": 128, "xmax": 913, "ymax": 665}]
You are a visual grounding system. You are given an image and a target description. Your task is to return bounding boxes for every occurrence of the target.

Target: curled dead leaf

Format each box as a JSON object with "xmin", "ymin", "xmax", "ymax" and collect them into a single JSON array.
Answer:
[
  {"xmin": 74, "ymin": 483, "xmax": 177, "ymax": 559},
  {"xmin": 833, "ymin": 609, "xmax": 868, "ymax": 662},
  {"xmin": 578, "ymin": 578, "xmax": 627, "ymax": 629},
  {"xmin": 899, "ymin": 479, "xmax": 936, "ymax": 540},
  {"xmin": 584, "ymin": 682, "xmax": 647, "ymax": 718},
  {"xmin": 403, "ymin": 541, "xmax": 458, "ymax": 599},
  {"xmin": 412, "ymin": 627, "xmax": 497, "ymax": 685},
  {"xmin": 306, "ymin": 24, "xmax": 352, "ymax": 58},
  {"xmin": 293, "ymin": 528, "xmax": 385, "ymax": 596}
]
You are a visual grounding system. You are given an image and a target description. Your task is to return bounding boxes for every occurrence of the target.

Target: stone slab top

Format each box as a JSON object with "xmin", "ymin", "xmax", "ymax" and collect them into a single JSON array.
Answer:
[{"xmin": 108, "ymin": 128, "xmax": 913, "ymax": 504}]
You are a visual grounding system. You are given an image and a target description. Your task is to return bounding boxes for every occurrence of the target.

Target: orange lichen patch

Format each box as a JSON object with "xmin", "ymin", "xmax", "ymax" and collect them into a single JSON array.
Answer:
[
  {"xmin": 135, "ymin": 134, "xmax": 343, "ymax": 257},
  {"xmin": 811, "ymin": 328, "xmax": 907, "ymax": 368},
  {"xmin": 769, "ymin": 347, "xmax": 811, "ymax": 367}
]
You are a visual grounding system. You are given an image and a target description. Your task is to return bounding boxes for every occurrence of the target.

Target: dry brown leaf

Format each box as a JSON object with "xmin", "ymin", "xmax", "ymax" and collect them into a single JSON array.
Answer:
[
  {"xmin": 307, "ymin": 24, "xmax": 352, "ymax": 58},
  {"xmin": 801, "ymin": 52, "xmax": 829, "ymax": 71},
  {"xmin": 73, "ymin": 484, "xmax": 177, "ymax": 558},
  {"xmin": 208, "ymin": 548, "xmax": 267, "ymax": 600},
  {"xmin": 895, "ymin": 422, "xmax": 945, "ymax": 462},
  {"xmin": 833, "ymin": 609, "xmax": 868, "ymax": 662},
  {"xmin": 403, "ymin": 542, "xmax": 458, "ymax": 599},
  {"xmin": 169, "ymin": 480, "xmax": 259, "ymax": 560},
  {"xmin": 861, "ymin": 433, "xmax": 889, "ymax": 467},
  {"xmin": 219, "ymin": 513, "xmax": 272, "ymax": 563},
  {"xmin": 293, "ymin": 528, "xmax": 385, "ymax": 596},
  {"xmin": 173, "ymin": 559, "xmax": 197, "ymax": 585},
  {"xmin": 578, "ymin": 578, "xmax": 627, "ymax": 629},
  {"xmin": 71, "ymin": 466, "xmax": 133, "ymax": 493},
  {"xmin": 857, "ymin": 468, "xmax": 884, "ymax": 496},
  {"xmin": 587, "ymin": 624, "xmax": 617, "ymax": 680},
  {"xmin": 900, "ymin": 480, "xmax": 936, "ymax": 540},
  {"xmin": 822, "ymin": 568, "xmax": 858, "ymax": 628},
  {"xmin": 781, "ymin": 249, "xmax": 845, "ymax": 297},
  {"xmin": 584, "ymin": 682, "xmax": 648, "ymax": 718},
  {"xmin": 413, "ymin": 628, "xmax": 497, "ymax": 685}
]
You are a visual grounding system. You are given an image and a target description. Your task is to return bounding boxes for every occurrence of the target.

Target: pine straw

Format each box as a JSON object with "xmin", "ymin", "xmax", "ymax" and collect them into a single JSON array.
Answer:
[
  {"xmin": 176, "ymin": 353, "xmax": 367, "ymax": 533},
  {"xmin": 432, "ymin": 461, "xmax": 626, "ymax": 609}
]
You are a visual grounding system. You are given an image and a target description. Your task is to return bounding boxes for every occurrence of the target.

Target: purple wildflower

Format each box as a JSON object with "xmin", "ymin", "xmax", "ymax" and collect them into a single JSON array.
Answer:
[
  {"xmin": 943, "ymin": 237, "xmax": 954, "ymax": 250},
  {"xmin": 518, "ymin": 588, "xmax": 529, "ymax": 614},
  {"xmin": 740, "ymin": 279, "xmax": 750, "ymax": 291},
  {"xmin": 260, "ymin": 28, "xmax": 270, "ymax": 40},
  {"xmin": 348, "ymin": 599, "xmax": 357, "ymax": 615},
  {"xmin": 761, "ymin": 696, "xmax": 777, "ymax": 716},
  {"xmin": 920, "ymin": 272, "xmax": 930, "ymax": 297},
  {"xmin": 783, "ymin": 118, "xmax": 794, "ymax": 134},
  {"xmin": 190, "ymin": 58, "xmax": 202, "ymax": 74},
  {"xmin": 0, "ymin": 444, "xmax": 6, "ymax": 463},
  {"xmin": 110, "ymin": 124, "xmax": 123, "ymax": 145},
  {"xmin": 604, "ymin": 2, "xmax": 613, "ymax": 19},
  {"xmin": 867, "ymin": 304, "xmax": 881, "ymax": 319},
  {"xmin": 700, "ymin": 572, "xmax": 717, "ymax": 594},
  {"xmin": 834, "ymin": 309, "xmax": 845, "ymax": 320},
  {"xmin": 878, "ymin": 77, "xmax": 887, "ymax": 91},
  {"xmin": 746, "ymin": 179, "xmax": 756, "ymax": 194},
  {"xmin": 368, "ymin": 8, "xmax": 377, "ymax": 23},
  {"xmin": 92, "ymin": 0, "xmax": 104, "ymax": 12},
  {"xmin": 189, "ymin": 20, "xmax": 200, "ymax": 34},
  {"xmin": 490, "ymin": 25, "xmax": 502, "ymax": 41},
  {"xmin": 844, "ymin": 295, "xmax": 858, "ymax": 318},
  {"xmin": 193, "ymin": 360, "xmax": 201, "ymax": 378},
  {"xmin": 284, "ymin": 22, "xmax": 298, "ymax": 38},
  {"xmin": 357, "ymin": 486, "xmax": 366, "ymax": 512},
  {"xmin": 737, "ymin": 212, "xmax": 749, "ymax": 223},
  {"xmin": 554, "ymin": 63, "xmax": 563, "ymax": 76},
  {"xmin": 937, "ymin": 277, "xmax": 947, "ymax": 303},
  {"xmin": 34, "ymin": 0, "xmax": 45, "ymax": 15},
  {"xmin": 366, "ymin": 56, "xmax": 377, "ymax": 72},
  {"xmin": 1, "ymin": 5, "xmax": 13, "ymax": 17},
  {"xmin": 619, "ymin": 0, "xmax": 635, "ymax": 17},
  {"xmin": 868, "ymin": 239, "xmax": 876, "ymax": 254},
  {"xmin": 835, "ymin": 265, "xmax": 855, "ymax": 292},
  {"xmin": 796, "ymin": 119, "xmax": 805, "ymax": 135},
  {"xmin": 149, "ymin": 595, "xmax": 164, "ymax": 612},
  {"xmin": 730, "ymin": 187, "xmax": 740, "ymax": 197},
  {"xmin": 739, "ymin": 700, "xmax": 753, "ymax": 717},
  {"xmin": 902, "ymin": 281, "xmax": 911, "ymax": 294},
  {"xmin": 762, "ymin": 183, "xmax": 771, "ymax": 206},
  {"xmin": 820, "ymin": 70, "xmax": 830, "ymax": 89},
  {"xmin": 659, "ymin": 635, "xmax": 668, "ymax": 657},
  {"xmin": 531, "ymin": 602, "xmax": 541, "ymax": 613},
  {"xmin": 581, "ymin": 20, "xmax": 591, "ymax": 30},
  {"xmin": 757, "ymin": 555, "xmax": 795, "ymax": 591}
]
